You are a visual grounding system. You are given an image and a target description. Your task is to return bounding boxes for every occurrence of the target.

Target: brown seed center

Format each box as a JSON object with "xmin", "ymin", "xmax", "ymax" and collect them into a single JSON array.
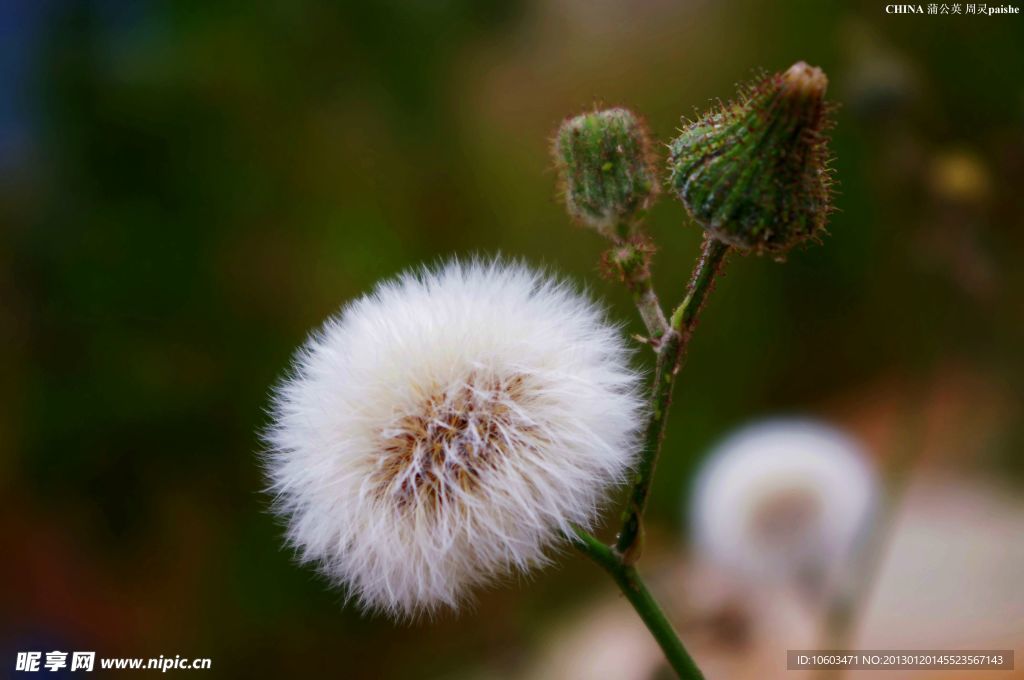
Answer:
[{"xmin": 373, "ymin": 372, "xmax": 533, "ymax": 512}]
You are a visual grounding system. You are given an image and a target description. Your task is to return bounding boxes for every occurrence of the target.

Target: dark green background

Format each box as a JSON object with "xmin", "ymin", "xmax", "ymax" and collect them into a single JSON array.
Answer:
[{"xmin": 2, "ymin": 0, "xmax": 1021, "ymax": 677}]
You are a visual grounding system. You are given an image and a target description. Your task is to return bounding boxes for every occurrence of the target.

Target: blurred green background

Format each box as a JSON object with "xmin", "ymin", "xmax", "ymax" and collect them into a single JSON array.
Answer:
[{"xmin": 2, "ymin": 0, "xmax": 1022, "ymax": 677}]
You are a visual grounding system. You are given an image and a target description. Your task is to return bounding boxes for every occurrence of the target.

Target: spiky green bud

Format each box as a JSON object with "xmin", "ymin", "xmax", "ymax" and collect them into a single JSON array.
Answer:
[
  {"xmin": 668, "ymin": 61, "xmax": 834, "ymax": 254},
  {"xmin": 554, "ymin": 107, "xmax": 658, "ymax": 239}
]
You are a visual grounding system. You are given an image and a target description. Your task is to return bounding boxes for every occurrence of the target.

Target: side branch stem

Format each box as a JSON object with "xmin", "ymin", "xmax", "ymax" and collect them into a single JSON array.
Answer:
[
  {"xmin": 615, "ymin": 236, "xmax": 729, "ymax": 559},
  {"xmin": 609, "ymin": 232, "xmax": 670, "ymax": 341},
  {"xmin": 631, "ymin": 279, "xmax": 670, "ymax": 342}
]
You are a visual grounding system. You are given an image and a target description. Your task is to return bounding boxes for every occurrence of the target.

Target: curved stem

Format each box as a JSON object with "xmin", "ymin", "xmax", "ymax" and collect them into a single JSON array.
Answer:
[
  {"xmin": 615, "ymin": 237, "xmax": 729, "ymax": 559},
  {"xmin": 573, "ymin": 527, "xmax": 704, "ymax": 680},
  {"xmin": 570, "ymin": 235, "xmax": 728, "ymax": 679}
]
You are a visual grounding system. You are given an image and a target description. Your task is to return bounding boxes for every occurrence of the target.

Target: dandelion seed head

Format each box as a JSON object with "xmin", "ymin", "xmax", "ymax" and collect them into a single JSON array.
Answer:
[
  {"xmin": 264, "ymin": 259, "xmax": 644, "ymax": 618},
  {"xmin": 689, "ymin": 418, "xmax": 877, "ymax": 592}
]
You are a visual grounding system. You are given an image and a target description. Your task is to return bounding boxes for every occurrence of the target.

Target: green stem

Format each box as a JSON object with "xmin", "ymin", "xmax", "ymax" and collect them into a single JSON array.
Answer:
[
  {"xmin": 614, "ymin": 327, "xmax": 680, "ymax": 559},
  {"xmin": 570, "ymin": 235, "xmax": 728, "ymax": 678},
  {"xmin": 615, "ymin": 237, "xmax": 729, "ymax": 559},
  {"xmin": 609, "ymin": 230, "xmax": 670, "ymax": 342},
  {"xmin": 573, "ymin": 527, "xmax": 704, "ymax": 680},
  {"xmin": 631, "ymin": 279, "xmax": 670, "ymax": 342},
  {"xmin": 669, "ymin": 237, "xmax": 730, "ymax": 335}
]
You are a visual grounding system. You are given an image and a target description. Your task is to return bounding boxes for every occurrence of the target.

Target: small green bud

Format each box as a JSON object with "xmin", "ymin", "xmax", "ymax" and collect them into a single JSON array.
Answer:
[
  {"xmin": 668, "ymin": 61, "xmax": 835, "ymax": 254},
  {"xmin": 554, "ymin": 107, "xmax": 658, "ymax": 239}
]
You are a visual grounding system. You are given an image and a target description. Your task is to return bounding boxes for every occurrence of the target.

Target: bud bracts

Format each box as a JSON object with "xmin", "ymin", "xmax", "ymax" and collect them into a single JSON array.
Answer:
[
  {"xmin": 554, "ymin": 108, "xmax": 658, "ymax": 238},
  {"xmin": 669, "ymin": 62, "xmax": 834, "ymax": 254}
]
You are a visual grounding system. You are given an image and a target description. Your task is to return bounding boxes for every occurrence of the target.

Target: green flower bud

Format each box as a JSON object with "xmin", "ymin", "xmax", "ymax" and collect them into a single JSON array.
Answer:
[
  {"xmin": 554, "ymin": 107, "xmax": 658, "ymax": 239},
  {"xmin": 668, "ymin": 62, "xmax": 834, "ymax": 254}
]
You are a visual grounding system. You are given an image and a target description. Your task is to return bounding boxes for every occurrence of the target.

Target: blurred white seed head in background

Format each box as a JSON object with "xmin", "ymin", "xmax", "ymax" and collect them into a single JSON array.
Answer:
[
  {"xmin": 264, "ymin": 259, "xmax": 644, "ymax": 618},
  {"xmin": 689, "ymin": 418, "xmax": 878, "ymax": 595}
]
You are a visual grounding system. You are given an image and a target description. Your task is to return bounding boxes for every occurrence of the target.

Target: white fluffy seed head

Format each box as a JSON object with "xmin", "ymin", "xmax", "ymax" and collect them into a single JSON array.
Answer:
[
  {"xmin": 689, "ymin": 418, "xmax": 878, "ymax": 593},
  {"xmin": 264, "ymin": 259, "xmax": 644, "ymax": 618}
]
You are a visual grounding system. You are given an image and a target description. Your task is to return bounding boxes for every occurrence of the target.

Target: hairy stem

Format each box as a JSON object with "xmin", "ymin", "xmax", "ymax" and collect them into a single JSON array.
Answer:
[
  {"xmin": 670, "ymin": 238, "xmax": 730, "ymax": 337},
  {"xmin": 615, "ymin": 236, "xmax": 729, "ymax": 560},
  {"xmin": 570, "ymin": 235, "xmax": 728, "ymax": 678},
  {"xmin": 573, "ymin": 527, "xmax": 704, "ymax": 680},
  {"xmin": 614, "ymin": 327, "xmax": 680, "ymax": 559},
  {"xmin": 630, "ymin": 277, "xmax": 670, "ymax": 342},
  {"xmin": 609, "ymin": 231, "xmax": 670, "ymax": 342}
]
